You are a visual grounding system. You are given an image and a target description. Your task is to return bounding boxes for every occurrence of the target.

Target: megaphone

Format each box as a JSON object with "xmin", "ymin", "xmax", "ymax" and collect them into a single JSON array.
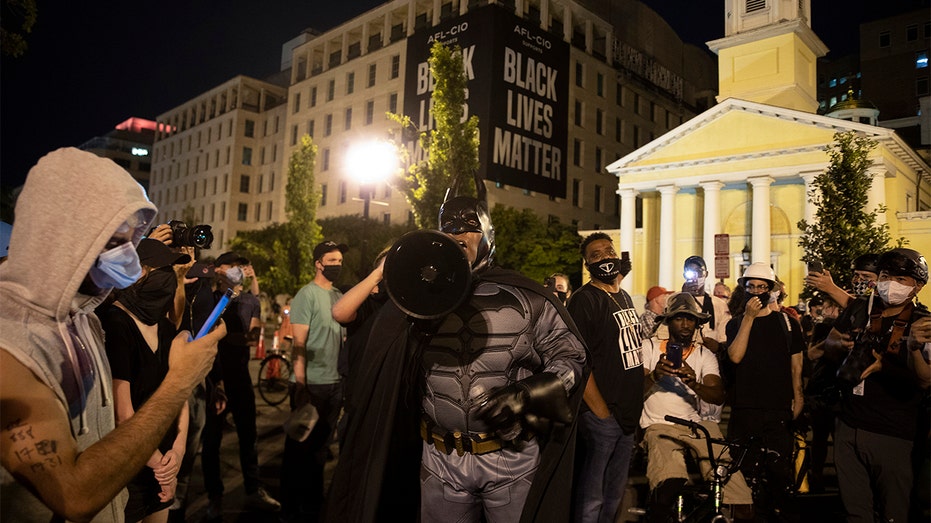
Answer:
[{"xmin": 383, "ymin": 230, "xmax": 472, "ymax": 320}]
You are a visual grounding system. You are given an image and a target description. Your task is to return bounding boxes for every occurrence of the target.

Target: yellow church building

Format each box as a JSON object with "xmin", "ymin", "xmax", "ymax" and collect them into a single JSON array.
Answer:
[{"xmin": 603, "ymin": 0, "xmax": 931, "ymax": 304}]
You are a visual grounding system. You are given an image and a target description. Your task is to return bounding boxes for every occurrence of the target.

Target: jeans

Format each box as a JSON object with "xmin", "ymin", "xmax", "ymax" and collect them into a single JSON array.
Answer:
[{"xmin": 574, "ymin": 411, "xmax": 635, "ymax": 523}]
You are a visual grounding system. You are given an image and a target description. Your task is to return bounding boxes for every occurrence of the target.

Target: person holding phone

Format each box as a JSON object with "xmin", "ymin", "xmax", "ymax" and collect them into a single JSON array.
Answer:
[{"xmin": 640, "ymin": 292, "xmax": 753, "ymax": 522}]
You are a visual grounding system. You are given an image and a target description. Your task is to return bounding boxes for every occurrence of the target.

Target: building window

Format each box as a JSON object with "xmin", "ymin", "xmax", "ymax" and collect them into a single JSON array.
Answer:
[
  {"xmin": 291, "ymin": 125, "xmax": 298, "ymax": 145},
  {"xmin": 575, "ymin": 61, "xmax": 583, "ymax": 87},
  {"xmin": 368, "ymin": 64, "xmax": 377, "ymax": 87},
  {"xmin": 244, "ymin": 119, "xmax": 255, "ymax": 137},
  {"xmin": 310, "ymin": 86, "xmax": 317, "ymax": 107},
  {"xmin": 616, "ymin": 84, "xmax": 624, "ymax": 106},
  {"xmin": 293, "ymin": 93, "xmax": 301, "ymax": 114},
  {"xmin": 345, "ymin": 108, "xmax": 353, "ymax": 130},
  {"xmin": 634, "ymin": 93, "xmax": 641, "ymax": 115},
  {"xmin": 239, "ymin": 175, "xmax": 250, "ymax": 193},
  {"xmin": 383, "ymin": 213, "xmax": 391, "ymax": 226},
  {"xmin": 594, "ymin": 148, "xmax": 602, "ymax": 172},
  {"xmin": 242, "ymin": 147, "xmax": 252, "ymax": 165},
  {"xmin": 327, "ymin": 79, "xmax": 335, "ymax": 101},
  {"xmin": 258, "ymin": 174, "xmax": 264, "ymax": 193},
  {"xmin": 237, "ymin": 203, "xmax": 248, "ymax": 221},
  {"xmin": 389, "ymin": 93, "xmax": 398, "ymax": 113},
  {"xmin": 365, "ymin": 100, "xmax": 375, "ymax": 124},
  {"xmin": 596, "ymin": 72, "xmax": 604, "ymax": 96},
  {"xmin": 321, "ymin": 184, "xmax": 328, "ymax": 206},
  {"xmin": 325, "ymin": 114, "xmax": 333, "ymax": 136},
  {"xmin": 745, "ymin": 0, "xmax": 766, "ymax": 14},
  {"xmin": 322, "ymin": 149, "xmax": 330, "ymax": 171},
  {"xmin": 255, "ymin": 203, "xmax": 261, "ymax": 222},
  {"xmin": 907, "ymin": 24, "xmax": 919, "ymax": 42},
  {"xmin": 267, "ymin": 201, "xmax": 273, "ymax": 221},
  {"xmin": 594, "ymin": 185, "xmax": 603, "ymax": 212},
  {"xmin": 572, "ymin": 179, "xmax": 581, "ymax": 208},
  {"xmin": 307, "ymin": 120, "xmax": 315, "ymax": 137},
  {"xmin": 879, "ymin": 31, "xmax": 891, "ymax": 48},
  {"xmin": 917, "ymin": 50, "xmax": 929, "ymax": 69},
  {"xmin": 573, "ymin": 139, "xmax": 582, "ymax": 167},
  {"xmin": 918, "ymin": 77, "xmax": 930, "ymax": 96},
  {"xmin": 633, "ymin": 125, "xmax": 640, "ymax": 147},
  {"xmin": 270, "ymin": 171, "xmax": 275, "ymax": 191},
  {"xmin": 347, "ymin": 72, "xmax": 355, "ymax": 94},
  {"xmin": 615, "ymin": 117, "xmax": 622, "ymax": 143},
  {"xmin": 574, "ymin": 100, "xmax": 583, "ymax": 127},
  {"xmin": 596, "ymin": 109, "xmax": 604, "ymax": 135},
  {"xmin": 339, "ymin": 181, "xmax": 347, "ymax": 204},
  {"xmin": 391, "ymin": 55, "xmax": 400, "ymax": 79}
]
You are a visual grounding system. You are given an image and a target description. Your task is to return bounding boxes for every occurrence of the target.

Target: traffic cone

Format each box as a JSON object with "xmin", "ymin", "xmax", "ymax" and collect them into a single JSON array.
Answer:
[
  {"xmin": 255, "ymin": 326, "xmax": 266, "ymax": 359},
  {"xmin": 272, "ymin": 330, "xmax": 280, "ymax": 352}
]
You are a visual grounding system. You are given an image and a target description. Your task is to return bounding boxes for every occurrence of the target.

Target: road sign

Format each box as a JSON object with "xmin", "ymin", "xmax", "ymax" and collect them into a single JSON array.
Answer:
[
  {"xmin": 714, "ymin": 234, "xmax": 729, "ymax": 256},
  {"xmin": 714, "ymin": 255, "xmax": 729, "ymax": 279}
]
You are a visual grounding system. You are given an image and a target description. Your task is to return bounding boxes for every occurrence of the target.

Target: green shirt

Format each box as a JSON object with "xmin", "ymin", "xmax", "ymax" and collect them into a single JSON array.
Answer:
[{"xmin": 290, "ymin": 281, "xmax": 344, "ymax": 384}]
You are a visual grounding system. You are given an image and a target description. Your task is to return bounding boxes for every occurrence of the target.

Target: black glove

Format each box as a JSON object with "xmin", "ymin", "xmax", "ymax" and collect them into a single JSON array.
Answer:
[
  {"xmin": 475, "ymin": 373, "xmax": 573, "ymax": 438},
  {"xmin": 619, "ymin": 257, "xmax": 632, "ymax": 277}
]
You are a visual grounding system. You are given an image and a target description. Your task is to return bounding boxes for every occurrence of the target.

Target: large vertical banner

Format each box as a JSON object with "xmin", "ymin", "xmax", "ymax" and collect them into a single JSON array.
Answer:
[{"xmin": 403, "ymin": 5, "xmax": 569, "ymax": 198}]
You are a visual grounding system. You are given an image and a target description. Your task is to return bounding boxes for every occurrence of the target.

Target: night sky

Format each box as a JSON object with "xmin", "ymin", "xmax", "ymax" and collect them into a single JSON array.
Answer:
[{"xmin": 0, "ymin": 0, "xmax": 911, "ymax": 189}]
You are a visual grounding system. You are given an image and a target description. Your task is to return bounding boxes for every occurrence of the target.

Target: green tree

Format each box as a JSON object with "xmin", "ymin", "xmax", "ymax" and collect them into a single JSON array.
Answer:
[
  {"xmin": 389, "ymin": 41, "xmax": 480, "ymax": 229},
  {"xmin": 797, "ymin": 131, "xmax": 902, "ymax": 290},
  {"xmin": 229, "ymin": 135, "xmax": 321, "ymax": 297},
  {"xmin": 490, "ymin": 205, "xmax": 582, "ymax": 284},
  {"xmin": 1, "ymin": 0, "xmax": 37, "ymax": 57}
]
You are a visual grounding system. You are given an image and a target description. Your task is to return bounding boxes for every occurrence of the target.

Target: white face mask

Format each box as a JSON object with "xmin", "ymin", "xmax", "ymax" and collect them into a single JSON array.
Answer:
[{"xmin": 875, "ymin": 280, "xmax": 914, "ymax": 306}]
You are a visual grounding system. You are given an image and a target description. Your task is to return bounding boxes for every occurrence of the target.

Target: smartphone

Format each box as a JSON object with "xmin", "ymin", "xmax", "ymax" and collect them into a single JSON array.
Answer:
[
  {"xmin": 192, "ymin": 288, "xmax": 233, "ymax": 340},
  {"xmin": 621, "ymin": 251, "xmax": 630, "ymax": 261},
  {"xmin": 666, "ymin": 342, "xmax": 683, "ymax": 369},
  {"xmin": 808, "ymin": 259, "xmax": 823, "ymax": 274}
]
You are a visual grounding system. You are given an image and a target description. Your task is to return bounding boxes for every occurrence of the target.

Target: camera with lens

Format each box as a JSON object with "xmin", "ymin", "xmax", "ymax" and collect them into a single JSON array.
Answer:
[
  {"xmin": 836, "ymin": 330, "xmax": 885, "ymax": 388},
  {"xmin": 162, "ymin": 220, "xmax": 213, "ymax": 249}
]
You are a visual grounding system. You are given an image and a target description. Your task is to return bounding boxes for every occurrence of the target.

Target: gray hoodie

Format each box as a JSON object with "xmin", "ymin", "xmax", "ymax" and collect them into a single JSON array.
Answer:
[{"xmin": 0, "ymin": 148, "xmax": 157, "ymax": 522}]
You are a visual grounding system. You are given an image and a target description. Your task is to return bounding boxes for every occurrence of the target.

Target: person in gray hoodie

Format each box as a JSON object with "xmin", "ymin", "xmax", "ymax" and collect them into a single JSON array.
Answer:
[{"xmin": 0, "ymin": 148, "xmax": 226, "ymax": 523}]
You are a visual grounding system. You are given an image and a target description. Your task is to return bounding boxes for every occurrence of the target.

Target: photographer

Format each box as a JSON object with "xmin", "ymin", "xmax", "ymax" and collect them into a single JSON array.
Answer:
[{"xmin": 827, "ymin": 248, "xmax": 930, "ymax": 523}]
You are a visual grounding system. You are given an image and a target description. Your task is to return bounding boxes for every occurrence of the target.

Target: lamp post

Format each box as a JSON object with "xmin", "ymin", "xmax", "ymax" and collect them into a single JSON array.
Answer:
[{"xmin": 346, "ymin": 141, "xmax": 399, "ymax": 275}]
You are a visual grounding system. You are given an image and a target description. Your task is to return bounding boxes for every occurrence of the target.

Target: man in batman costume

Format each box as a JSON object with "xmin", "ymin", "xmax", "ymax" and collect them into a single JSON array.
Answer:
[{"xmin": 325, "ymin": 184, "xmax": 588, "ymax": 523}]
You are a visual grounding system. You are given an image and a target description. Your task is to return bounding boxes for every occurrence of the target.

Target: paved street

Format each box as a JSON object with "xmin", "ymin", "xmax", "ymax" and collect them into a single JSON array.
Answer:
[{"xmin": 176, "ymin": 346, "xmax": 848, "ymax": 522}]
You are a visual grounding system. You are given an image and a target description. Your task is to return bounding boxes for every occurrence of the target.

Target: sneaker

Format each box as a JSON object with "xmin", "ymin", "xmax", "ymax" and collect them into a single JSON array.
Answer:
[
  {"xmin": 245, "ymin": 487, "xmax": 281, "ymax": 512},
  {"xmin": 206, "ymin": 497, "xmax": 223, "ymax": 521}
]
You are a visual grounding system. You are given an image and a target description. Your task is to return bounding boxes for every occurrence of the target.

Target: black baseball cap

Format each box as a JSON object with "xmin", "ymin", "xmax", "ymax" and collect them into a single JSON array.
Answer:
[
  {"xmin": 313, "ymin": 241, "xmax": 348, "ymax": 261},
  {"xmin": 137, "ymin": 238, "xmax": 190, "ymax": 269}
]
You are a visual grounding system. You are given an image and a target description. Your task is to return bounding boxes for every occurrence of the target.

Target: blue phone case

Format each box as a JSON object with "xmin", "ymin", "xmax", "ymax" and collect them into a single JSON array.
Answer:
[{"xmin": 193, "ymin": 288, "xmax": 233, "ymax": 340}]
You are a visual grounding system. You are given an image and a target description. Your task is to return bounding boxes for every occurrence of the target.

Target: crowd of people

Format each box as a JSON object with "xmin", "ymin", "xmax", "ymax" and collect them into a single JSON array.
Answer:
[{"xmin": 1, "ymin": 148, "xmax": 929, "ymax": 523}]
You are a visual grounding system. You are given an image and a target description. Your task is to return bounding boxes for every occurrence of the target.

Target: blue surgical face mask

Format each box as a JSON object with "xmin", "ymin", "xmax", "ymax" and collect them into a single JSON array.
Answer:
[{"xmin": 88, "ymin": 242, "xmax": 142, "ymax": 290}]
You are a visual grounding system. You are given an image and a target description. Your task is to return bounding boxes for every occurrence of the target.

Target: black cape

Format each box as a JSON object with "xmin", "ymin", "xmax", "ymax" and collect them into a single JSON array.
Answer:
[{"xmin": 324, "ymin": 267, "xmax": 589, "ymax": 522}]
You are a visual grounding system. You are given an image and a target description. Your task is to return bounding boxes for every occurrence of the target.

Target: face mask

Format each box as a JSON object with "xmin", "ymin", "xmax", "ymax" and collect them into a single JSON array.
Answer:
[
  {"xmin": 851, "ymin": 279, "xmax": 874, "ymax": 298},
  {"xmin": 743, "ymin": 291, "xmax": 768, "ymax": 310},
  {"xmin": 587, "ymin": 257, "xmax": 622, "ymax": 284},
  {"xmin": 118, "ymin": 267, "xmax": 177, "ymax": 325},
  {"xmin": 223, "ymin": 266, "xmax": 244, "ymax": 285},
  {"xmin": 556, "ymin": 291, "xmax": 568, "ymax": 302},
  {"xmin": 322, "ymin": 264, "xmax": 342, "ymax": 282},
  {"xmin": 89, "ymin": 243, "xmax": 142, "ymax": 290},
  {"xmin": 875, "ymin": 280, "xmax": 914, "ymax": 306}
]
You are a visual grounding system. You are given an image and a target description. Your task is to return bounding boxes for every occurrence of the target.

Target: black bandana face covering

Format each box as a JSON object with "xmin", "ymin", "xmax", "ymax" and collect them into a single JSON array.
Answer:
[
  {"xmin": 587, "ymin": 257, "xmax": 622, "ymax": 284},
  {"xmin": 118, "ymin": 267, "xmax": 177, "ymax": 325}
]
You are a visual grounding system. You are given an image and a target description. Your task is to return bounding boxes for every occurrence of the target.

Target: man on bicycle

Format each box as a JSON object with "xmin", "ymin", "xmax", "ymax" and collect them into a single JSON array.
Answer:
[{"xmin": 641, "ymin": 292, "xmax": 754, "ymax": 522}]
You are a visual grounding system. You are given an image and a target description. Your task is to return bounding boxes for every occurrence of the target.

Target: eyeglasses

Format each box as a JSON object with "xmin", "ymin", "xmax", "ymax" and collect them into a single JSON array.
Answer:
[{"xmin": 744, "ymin": 283, "xmax": 770, "ymax": 292}]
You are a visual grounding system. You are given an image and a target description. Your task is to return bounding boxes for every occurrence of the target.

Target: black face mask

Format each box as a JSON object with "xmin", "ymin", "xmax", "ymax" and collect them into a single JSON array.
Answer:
[
  {"xmin": 321, "ymin": 264, "xmax": 342, "ymax": 282},
  {"xmin": 118, "ymin": 267, "xmax": 177, "ymax": 326},
  {"xmin": 587, "ymin": 257, "xmax": 623, "ymax": 284},
  {"xmin": 743, "ymin": 291, "xmax": 769, "ymax": 310},
  {"xmin": 556, "ymin": 291, "xmax": 568, "ymax": 303}
]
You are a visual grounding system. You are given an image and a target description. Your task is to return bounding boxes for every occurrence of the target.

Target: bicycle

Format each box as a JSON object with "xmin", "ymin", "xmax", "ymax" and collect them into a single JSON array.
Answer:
[
  {"xmin": 256, "ymin": 345, "xmax": 293, "ymax": 406},
  {"xmin": 629, "ymin": 415, "xmax": 783, "ymax": 523}
]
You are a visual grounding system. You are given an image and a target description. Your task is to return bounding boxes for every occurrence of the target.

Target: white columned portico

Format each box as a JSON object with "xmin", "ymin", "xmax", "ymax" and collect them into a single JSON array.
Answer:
[
  {"xmin": 867, "ymin": 166, "xmax": 887, "ymax": 224},
  {"xmin": 658, "ymin": 185, "xmax": 678, "ymax": 289},
  {"xmin": 700, "ymin": 181, "xmax": 723, "ymax": 285},
  {"xmin": 800, "ymin": 172, "xmax": 818, "ymax": 227},
  {"xmin": 619, "ymin": 188, "xmax": 638, "ymax": 293},
  {"xmin": 748, "ymin": 177, "xmax": 773, "ymax": 264}
]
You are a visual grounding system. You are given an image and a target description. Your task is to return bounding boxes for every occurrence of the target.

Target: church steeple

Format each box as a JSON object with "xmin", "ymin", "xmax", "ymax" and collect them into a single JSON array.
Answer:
[{"xmin": 707, "ymin": 0, "xmax": 828, "ymax": 113}]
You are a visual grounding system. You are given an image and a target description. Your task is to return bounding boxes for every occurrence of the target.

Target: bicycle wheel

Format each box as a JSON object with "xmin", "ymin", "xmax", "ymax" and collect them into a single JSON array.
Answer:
[{"xmin": 257, "ymin": 354, "xmax": 293, "ymax": 406}]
